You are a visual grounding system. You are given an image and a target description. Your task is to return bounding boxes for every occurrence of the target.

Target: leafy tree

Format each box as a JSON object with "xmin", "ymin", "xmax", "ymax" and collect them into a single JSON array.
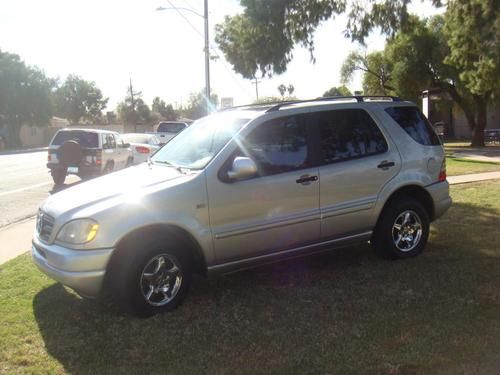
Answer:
[
  {"xmin": 215, "ymin": 0, "xmax": 444, "ymax": 78},
  {"xmin": 181, "ymin": 90, "xmax": 219, "ymax": 120},
  {"xmin": 0, "ymin": 50, "xmax": 54, "ymax": 147},
  {"xmin": 287, "ymin": 84, "xmax": 295, "ymax": 96},
  {"xmin": 443, "ymin": 0, "xmax": 500, "ymax": 146},
  {"xmin": 117, "ymin": 84, "xmax": 151, "ymax": 125},
  {"xmin": 152, "ymin": 97, "xmax": 178, "ymax": 121},
  {"xmin": 277, "ymin": 84, "xmax": 287, "ymax": 98},
  {"xmin": 323, "ymin": 85, "xmax": 353, "ymax": 97},
  {"xmin": 341, "ymin": 51, "xmax": 394, "ymax": 95},
  {"xmin": 54, "ymin": 75, "xmax": 108, "ymax": 124}
]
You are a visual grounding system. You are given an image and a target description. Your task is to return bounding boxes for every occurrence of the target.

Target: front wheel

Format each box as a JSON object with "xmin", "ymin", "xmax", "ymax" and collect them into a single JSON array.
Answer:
[
  {"xmin": 372, "ymin": 196, "xmax": 430, "ymax": 259},
  {"xmin": 111, "ymin": 242, "xmax": 192, "ymax": 317}
]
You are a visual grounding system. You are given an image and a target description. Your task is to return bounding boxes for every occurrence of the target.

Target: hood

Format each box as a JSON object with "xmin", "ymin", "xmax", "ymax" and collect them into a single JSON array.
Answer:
[{"xmin": 42, "ymin": 163, "xmax": 191, "ymax": 218}]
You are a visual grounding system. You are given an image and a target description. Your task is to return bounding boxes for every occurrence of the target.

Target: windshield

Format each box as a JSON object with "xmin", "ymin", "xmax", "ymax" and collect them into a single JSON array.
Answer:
[
  {"xmin": 158, "ymin": 122, "xmax": 186, "ymax": 133},
  {"xmin": 151, "ymin": 113, "xmax": 250, "ymax": 169}
]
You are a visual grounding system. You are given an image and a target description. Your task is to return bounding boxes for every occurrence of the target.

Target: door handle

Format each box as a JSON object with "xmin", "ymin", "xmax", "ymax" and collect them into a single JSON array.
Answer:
[
  {"xmin": 377, "ymin": 161, "xmax": 395, "ymax": 169},
  {"xmin": 296, "ymin": 175, "xmax": 318, "ymax": 184}
]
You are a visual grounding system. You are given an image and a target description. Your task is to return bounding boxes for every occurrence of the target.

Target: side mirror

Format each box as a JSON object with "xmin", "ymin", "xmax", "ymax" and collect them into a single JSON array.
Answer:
[{"xmin": 227, "ymin": 157, "xmax": 257, "ymax": 181}]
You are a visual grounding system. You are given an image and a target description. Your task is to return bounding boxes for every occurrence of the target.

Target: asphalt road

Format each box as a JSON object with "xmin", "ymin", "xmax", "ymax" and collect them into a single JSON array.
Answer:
[{"xmin": 0, "ymin": 151, "xmax": 78, "ymax": 228}]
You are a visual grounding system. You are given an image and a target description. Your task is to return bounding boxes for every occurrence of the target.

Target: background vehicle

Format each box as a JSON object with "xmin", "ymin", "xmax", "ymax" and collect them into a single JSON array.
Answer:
[
  {"xmin": 121, "ymin": 133, "xmax": 161, "ymax": 164},
  {"xmin": 154, "ymin": 121, "xmax": 188, "ymax": 144},
  {"xmin": 34, "ymin": 97, "xmax": 451, "ymax": 317},
  {"xmin": 47, "ymin": 128, "xmax": 133, "ymax": 185}
]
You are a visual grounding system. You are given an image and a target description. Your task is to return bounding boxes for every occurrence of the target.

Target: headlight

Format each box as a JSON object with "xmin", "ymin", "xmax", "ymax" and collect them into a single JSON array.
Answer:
[{"xmin": 56, "ymin": 219, "xmax": 99, "ymax": 244}]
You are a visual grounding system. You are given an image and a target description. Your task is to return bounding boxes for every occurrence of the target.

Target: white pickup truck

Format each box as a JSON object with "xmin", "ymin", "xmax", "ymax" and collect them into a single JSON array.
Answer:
[{"xmin": 154, "ymin": 121, "xmax": 188, "ymax": 144}]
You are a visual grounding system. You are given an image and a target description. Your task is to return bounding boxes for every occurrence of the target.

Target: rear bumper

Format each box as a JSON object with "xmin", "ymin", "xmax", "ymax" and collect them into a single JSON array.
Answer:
[
  {"xmin": 427, "ymin": 180, "xmax": 452, "ymax": 220},
  {"xmin": 47, "ymin": 163, "xmax": 101, "ymax": 176},
  {"xmin": 32, "ymin": 235, "xmax": 114, "ymax": 297}
]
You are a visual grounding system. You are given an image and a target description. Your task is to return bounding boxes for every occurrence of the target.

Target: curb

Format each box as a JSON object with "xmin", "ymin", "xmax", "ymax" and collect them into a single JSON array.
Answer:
[{"xmin": 0, "ymin": 147, "xmax": 48, "ymax": 156}]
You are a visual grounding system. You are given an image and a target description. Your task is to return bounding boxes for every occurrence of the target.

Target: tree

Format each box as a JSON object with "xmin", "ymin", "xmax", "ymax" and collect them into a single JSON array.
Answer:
[
  {"xmin": 443, "ymin": 0, "xmax": 500, "ymax": 146},
  {"xmin": 152, "ymin": 97, "xmax": 178, "ymax": 121},
  {"xmin": 287, "ymin": 84, "xmax": 295, "ymax": 96},
  {"xmin": 54, "ymin": 75, "xmax": 108, "ymax": 124},
  {"xmin": 341, "ymin": 51, "xmax": 394, "ymax": 95},
  {"xmin": 215, "ymin": 0, "xmax": 444, "ymax": 78},
  {"xmin": 323, "ymin": 85, "xmax": 353, "ymax": 97},
  {"xmin": 0, "ymin": 50, "xmax": 54, "ymax": 147},
  {"xmin": 117, "ymin": 83, "xmax": 151, "ymax": 125},
  {"xmin": 277, "ymin": 84, "xmax": 287, "ymax": 98},
  {"xmin": 181, "ymin": 90, "xmax": 219, "ymax": 120}
]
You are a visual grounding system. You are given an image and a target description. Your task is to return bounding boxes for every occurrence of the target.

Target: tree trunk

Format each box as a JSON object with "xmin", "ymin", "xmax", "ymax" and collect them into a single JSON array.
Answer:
[{"xmin": 471, "ymin": 95, "xmax": 487, "ymax": 147}]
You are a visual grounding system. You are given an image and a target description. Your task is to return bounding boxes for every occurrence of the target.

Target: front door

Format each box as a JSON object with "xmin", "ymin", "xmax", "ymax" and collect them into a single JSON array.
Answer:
[{"xmin": 207, "ymin": 114, "xmax": 320, "ymax": 264}]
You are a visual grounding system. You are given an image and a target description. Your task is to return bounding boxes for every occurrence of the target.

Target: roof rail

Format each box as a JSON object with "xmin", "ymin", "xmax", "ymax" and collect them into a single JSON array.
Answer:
[{"xmin": 265, "ymin": 95, "xmax": 402, "ymax": 112}]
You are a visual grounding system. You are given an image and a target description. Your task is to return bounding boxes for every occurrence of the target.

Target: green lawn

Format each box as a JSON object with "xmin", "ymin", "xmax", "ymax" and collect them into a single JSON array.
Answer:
[
  {"xmin": 447, "ymin": 157, "xmax": 500, "ymax": 176},
  {"xmin": 1, "ymin": 181, "xmax": 500, "ymax": 374}
]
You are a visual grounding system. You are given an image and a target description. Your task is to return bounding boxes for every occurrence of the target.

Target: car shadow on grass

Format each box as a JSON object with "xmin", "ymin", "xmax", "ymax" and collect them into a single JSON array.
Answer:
[{"xmin": 32, "ymin": 201, "xmax": 500, "ymax": 374}]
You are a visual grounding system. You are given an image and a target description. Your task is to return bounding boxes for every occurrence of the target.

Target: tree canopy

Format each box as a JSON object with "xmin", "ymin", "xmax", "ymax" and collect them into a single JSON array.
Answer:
[
  {"xmin": 0, "ymin": 50, "xmax": 54, "ymax": 146},
  {"xmin": 181, "ymin": 90, "xmax": 219, "ymax": 120},
  {"xmin": 323, "ymin": 85, "xmax": 352, "ymax": 97},
  {"xmin": 54, "ymin": 75, "xmax": 108, "ymax": 124}
]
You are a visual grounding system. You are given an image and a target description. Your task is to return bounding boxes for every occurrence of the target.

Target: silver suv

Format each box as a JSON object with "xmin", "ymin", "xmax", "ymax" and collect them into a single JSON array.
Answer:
[
  {"xmin": 33, "ymin": 97, "xmax": 452, "ymax": 317},
  {"xmin": 47, "ymin": 128, "xmax": 134, "ymax": 185}
]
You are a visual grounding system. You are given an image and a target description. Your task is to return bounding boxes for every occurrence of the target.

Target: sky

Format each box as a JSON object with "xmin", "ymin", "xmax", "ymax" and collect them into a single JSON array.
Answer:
[{"xmin": 0, "ymin": 0, "xmax": 442, "ymax": 110}]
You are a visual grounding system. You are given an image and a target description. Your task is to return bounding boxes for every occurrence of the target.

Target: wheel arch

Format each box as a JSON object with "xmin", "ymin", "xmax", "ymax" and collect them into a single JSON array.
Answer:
[
  {"xmin": 379, "ymin": 184, "xmax": 435, "ymax": 223},
  {"xmin": 106, "ymin": 224, "xmax": 207, "ymax": 279}
]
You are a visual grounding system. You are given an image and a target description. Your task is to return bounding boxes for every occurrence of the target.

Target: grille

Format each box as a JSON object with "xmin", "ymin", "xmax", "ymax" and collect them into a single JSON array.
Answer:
[{"xmin": 37, "ymin": 212, "xmax": 55, "ymax": 241}]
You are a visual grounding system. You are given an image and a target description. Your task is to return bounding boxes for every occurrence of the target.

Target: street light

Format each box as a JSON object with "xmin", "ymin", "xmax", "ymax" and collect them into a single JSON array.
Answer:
[{"xmin": 156, "ymin": 0, "xmax": 211, "ymax": 115}]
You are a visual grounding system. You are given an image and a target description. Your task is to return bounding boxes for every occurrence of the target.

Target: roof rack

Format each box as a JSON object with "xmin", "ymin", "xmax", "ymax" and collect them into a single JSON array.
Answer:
[{"xmin": 265, "ymin": 96, "xmax": 402, "ymax": 112}]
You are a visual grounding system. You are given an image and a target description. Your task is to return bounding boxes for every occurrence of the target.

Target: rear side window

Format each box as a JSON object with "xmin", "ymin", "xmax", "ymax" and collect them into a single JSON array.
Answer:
[
  {"xmin": 158, "ymin": 123, "xmax": 186, "ymax": 133},
  {"xmin": 51, "ymin": 131, "xmax": 99, "ymax": 148},
  {"xmin": 385, "ymin": 106, "xmax": 441, "ymax": 145},
  {"xmin": 315, "ymin": 109, "xmax": 388, "ymax": 165}
]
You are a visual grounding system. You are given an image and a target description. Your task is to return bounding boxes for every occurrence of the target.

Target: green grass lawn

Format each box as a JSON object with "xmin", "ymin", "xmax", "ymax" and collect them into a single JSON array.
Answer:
[
  {"xmin": 1, "ymin": 181, "xmax": 500, "ymax": 374},
  {"xmin": 447, "ymin": 157, "xmax": 500, "ymax": 176}
]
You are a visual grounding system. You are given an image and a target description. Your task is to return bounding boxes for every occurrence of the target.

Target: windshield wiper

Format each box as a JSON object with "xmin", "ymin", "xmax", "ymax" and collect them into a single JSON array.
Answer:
[{"xmin": 152, "ymin": 160, "xmax": 184, "ymax": 173}]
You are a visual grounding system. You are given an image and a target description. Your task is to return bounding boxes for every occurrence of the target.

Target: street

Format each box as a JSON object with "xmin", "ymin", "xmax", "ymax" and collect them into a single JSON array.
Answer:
[{"xmin": 0, "ymin": 151, "xmax": 77, "ymax": 228}]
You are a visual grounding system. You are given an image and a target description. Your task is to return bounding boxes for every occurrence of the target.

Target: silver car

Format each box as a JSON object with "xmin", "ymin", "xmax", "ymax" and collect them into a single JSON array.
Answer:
[{"xmin": 33, "ymin": 97, "xmax": 452, "ymax": 317}]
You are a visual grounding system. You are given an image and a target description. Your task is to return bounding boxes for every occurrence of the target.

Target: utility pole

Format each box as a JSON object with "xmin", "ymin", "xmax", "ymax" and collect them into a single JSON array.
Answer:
[
  {"xmin": 129, "ymin": 78, "xmax": 137, "ymax": 132},
  {"xmin": 252, "ymin": 77, "xmax": 261, "ymax": 101},
  {"xmin": 204, "ymin": 0, "xmax": 211, "ymax": 115}
]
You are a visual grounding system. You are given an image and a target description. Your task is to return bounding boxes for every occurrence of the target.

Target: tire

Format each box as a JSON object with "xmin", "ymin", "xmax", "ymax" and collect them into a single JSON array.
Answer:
[
  {"xmin": 110, "ymin": 239, "xmax": 193, "ymax": 317},
  {"xmin": 51, "ymin": 169, "xmax": 66, "ymax": 185},
  {"xmin": 126, "ymin": 157, "xmax": 133, "ymax": 167},
  {"xmin": 57, "ymin": 140, "xmax": 83, "ymax": 166},
  {"xmin": 103, "ymin": 161, "xmax": 114, "ymax": 174},
  {"xmin": 372, "ymin": 196, "xmax": 430, "ymax": 259}
]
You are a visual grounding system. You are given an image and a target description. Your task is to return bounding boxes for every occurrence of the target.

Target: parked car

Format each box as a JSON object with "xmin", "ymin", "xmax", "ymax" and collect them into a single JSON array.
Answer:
[
  {"xmin": 47, "ymin": 128, "xmax": 134, "ymax": 185},
  {"xmin": 484, "ymin": 129, "xmax": 500, "ymax": 144},
  {"xmin": 155, "ymin": 121, "xmax": 188, "ymax": 144},
  {"xmin": 121, "ymin": 133, "xmax": 161, "ymax": 164},
  {"xmin": 33, "ymin": 96, "xmax": 451, "ymax": 317}
]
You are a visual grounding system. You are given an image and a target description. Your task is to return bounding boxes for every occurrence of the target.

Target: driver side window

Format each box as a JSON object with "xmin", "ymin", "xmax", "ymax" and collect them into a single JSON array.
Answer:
[{"xmin": 241, "ymin": 114, "xmax": 310, "ymax": 177}]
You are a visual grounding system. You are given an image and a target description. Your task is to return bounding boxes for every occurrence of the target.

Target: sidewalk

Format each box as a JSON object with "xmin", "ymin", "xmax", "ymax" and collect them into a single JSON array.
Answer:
[
  {"xmin": 1, "ymin": 171, "xmax": 500, "ymax": 266},
  {"xmin": 0, "ymin": 146, "xmax": 48, "ymax": 156}
]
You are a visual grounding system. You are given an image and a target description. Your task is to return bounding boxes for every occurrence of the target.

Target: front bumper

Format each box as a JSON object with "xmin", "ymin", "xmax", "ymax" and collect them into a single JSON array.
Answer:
[{"xmin": 32, "ymin": 235, "xmax": 114, "ymax": 297}]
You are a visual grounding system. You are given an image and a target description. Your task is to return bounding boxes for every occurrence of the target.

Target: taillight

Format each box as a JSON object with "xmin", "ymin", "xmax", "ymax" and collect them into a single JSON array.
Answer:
[
  {"xmin": 95, "ymin": 150, "xmax": 102, "ymax": 165},
  {"xmin": 47, "ymin": 152, "xmax": 51, "ymax": 161},
  {"xmin": 135, "ymin": 146, "xmax": 150, "ymax": 154},
  {"xmin": 439, "ymin": 158, "xmax": 447, "ymax": 182}
]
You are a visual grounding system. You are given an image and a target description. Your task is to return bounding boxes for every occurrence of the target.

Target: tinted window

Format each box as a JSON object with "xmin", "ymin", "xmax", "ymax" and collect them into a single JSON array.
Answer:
[
  {"xmin": 158, "ymin": 123, "xmax": 186, "ymax": 133},
  {"xmin": 316, "ymin": 109, "xmax": 388, "ymax": 164},
  {"xmin": 52, "ymin": 130, "xmax": 99, "ymax": 148},
  {"xmin": 243, "ymin": 115, "xmax": 309, "ymax": 176},
  {"xmin": 385, "ymin": 106, "xmax": 441, "ymax": 145},
  {"xmin": 102, "ymin": 134, "xmax": 116, "ymax": 149}
]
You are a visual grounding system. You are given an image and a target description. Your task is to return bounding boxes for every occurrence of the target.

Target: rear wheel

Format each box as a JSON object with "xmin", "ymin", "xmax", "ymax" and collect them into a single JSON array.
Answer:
[
  {"xmin": 103, "ymin": 161, "xmax": 114, "ymax": 174},
  {"xmin": 372, "ymin": 196, "xmax": 430, "ymax": 259},
  {"xmin": 110, "ymin": 240, "xmax": 192, "ymax": 317},
  {"xmin": 51, "ymin": 169, "xmax": 66, "ymax": 185}
]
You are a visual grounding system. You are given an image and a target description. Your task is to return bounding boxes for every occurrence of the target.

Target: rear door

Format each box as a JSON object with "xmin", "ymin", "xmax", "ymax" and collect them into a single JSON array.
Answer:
[{"xmin": 309, "ymin": 108, "xmax": 401, "ymax": 239}]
